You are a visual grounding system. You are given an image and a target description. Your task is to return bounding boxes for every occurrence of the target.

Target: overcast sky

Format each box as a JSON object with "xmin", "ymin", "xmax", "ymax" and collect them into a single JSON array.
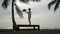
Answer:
[{"xmin": 0, "ymin": 0, "xmax": 60, "ymax": 29}]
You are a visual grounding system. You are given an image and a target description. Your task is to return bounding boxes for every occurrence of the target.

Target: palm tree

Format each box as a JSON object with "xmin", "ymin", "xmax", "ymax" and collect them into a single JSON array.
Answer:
[
  {"xmin": 48, "ymin": 0, "xmax": 60, "ymax": 12},
  {"xmin": 1, "ymin": 0, "xmax": 40, "ymax": 31},
  {"xmin": 2, "ymin": 0, "xmax": 21, "ymax": 31}
]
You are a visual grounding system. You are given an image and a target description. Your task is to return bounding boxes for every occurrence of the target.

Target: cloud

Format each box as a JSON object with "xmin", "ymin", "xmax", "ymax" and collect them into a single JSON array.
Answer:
[
  {"xmin": 0, "ymin": 0, "xmax": 12, "ymax": 17},
  {"xmin": 0, "ymin": 16, "xmax": 12, "ymax": 29}
]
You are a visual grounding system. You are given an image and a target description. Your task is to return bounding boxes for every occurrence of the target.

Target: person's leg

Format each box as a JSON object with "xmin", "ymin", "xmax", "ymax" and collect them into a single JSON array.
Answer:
[{"xmin": 28, "ymin": 17, "xmax": 31, "ymax": 25}]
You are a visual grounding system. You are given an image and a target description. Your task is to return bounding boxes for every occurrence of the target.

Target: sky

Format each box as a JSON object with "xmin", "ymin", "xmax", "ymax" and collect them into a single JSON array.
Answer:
[{"xmin": 0, "ymin": 0, "xmax": 60, "ymax": 29}]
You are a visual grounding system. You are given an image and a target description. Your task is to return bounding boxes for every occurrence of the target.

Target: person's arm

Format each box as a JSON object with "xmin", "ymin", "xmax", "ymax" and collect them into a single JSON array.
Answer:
[{"xmin": 25, "ymin": 12, "xmax": 28, "ymax": 13}]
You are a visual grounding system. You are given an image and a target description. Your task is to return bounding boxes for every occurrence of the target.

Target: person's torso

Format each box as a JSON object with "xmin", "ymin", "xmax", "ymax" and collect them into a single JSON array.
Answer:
[{"xmin": 28, "ymin": 11, "xmax": 31, "ymax": 17}]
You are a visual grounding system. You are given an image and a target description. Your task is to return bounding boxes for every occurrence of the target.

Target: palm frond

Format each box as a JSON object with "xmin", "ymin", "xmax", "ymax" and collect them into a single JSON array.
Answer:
[
  {"xmin": 58, "ymin": 0, "xmax": 60, "ymax": 3},
  {"xmin": 54, "ymin": 2, "xmax": 59, "ymax": 11},
  {"xmin": 48, "ymin": 0, "xmax": 56, "ymax": 9},
  {"xmin": 2, "ymin": 0, "xmax": 9, "ymax": 9},
  {"xmin": 19, "ymin": 0, "xmax": 30, "ymax": 3},
  {"xmin": 13, "ymin": 0, "xmax": 16, "ymax": 2},
  {"xmin": 19, "ymin": 0, "xmax": 40, "ymax": 3},
  {"xmin": 15, "ymin": 4, "xmax": 23, "ymax": 18}
]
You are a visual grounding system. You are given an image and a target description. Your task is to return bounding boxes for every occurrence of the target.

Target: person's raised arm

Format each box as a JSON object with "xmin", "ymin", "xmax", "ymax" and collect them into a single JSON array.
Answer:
[{"xmin": 25, "ymin": 12, "xmax": 28, "ymax": 13}]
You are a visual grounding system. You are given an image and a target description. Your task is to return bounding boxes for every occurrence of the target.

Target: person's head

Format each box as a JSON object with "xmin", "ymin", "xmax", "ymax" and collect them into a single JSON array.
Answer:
[{"xmin": 28, "ymin": 8, "xmax": 31, "ymax": 11}]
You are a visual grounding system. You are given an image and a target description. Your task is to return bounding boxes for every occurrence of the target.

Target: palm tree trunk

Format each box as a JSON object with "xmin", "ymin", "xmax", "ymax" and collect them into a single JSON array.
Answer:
[{"xmin": 12, "ymin": 0, "xmax": 17, "ymax": 30}]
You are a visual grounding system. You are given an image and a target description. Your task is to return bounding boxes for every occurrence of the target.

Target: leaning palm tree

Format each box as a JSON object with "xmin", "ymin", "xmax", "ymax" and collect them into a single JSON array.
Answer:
[
  {"xmin": 2, "ymin": 0, "xmax": 22, "ymax": 31},
  {"xmin": 2, "ymin": 0, "xmax": 40, "ymax": 31},
  {"xmin": 48, "ymin": 0, "xmax": 60, "ymax": 12}
]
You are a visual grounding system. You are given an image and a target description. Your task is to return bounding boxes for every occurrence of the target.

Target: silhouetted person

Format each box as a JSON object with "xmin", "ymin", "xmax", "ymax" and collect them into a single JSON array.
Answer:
[{"xmin": 25, "ymin": 8, "xmax": 31, "ymax": 25}]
